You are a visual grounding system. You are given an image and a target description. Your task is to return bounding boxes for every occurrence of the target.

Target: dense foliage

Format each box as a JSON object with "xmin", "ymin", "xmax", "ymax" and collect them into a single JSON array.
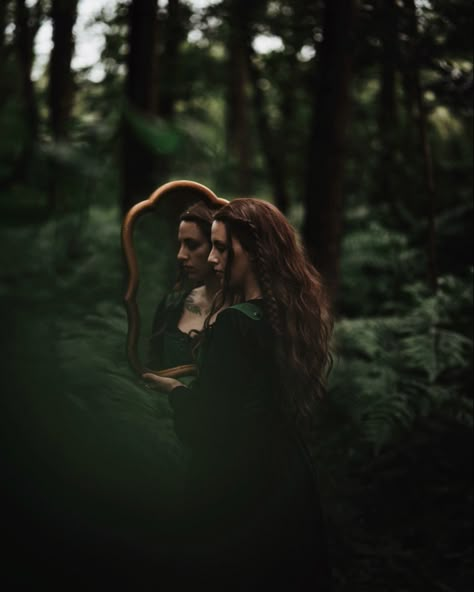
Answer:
[{"xmin": 0, "ymin": 0, "xmax": 472, "ymax": 589}]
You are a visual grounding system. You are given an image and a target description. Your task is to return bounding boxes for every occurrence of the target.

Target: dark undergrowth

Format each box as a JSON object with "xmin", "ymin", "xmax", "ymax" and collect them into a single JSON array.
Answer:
[{"xmin": 1, "ymin": 205, "xmax": 472, "ymax": 590}]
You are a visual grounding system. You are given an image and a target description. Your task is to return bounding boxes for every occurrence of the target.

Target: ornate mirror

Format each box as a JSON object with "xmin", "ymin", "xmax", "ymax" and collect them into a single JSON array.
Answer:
[{"xmin": 122, "ymin": 180, "xmax": 229, "ymax": 379}]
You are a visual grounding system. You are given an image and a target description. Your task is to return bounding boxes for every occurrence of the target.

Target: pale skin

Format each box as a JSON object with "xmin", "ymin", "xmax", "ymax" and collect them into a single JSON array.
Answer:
[
  {"xmin": 142, "ymin": 220, "xmax": 262, "ymax": 392},
  {"xmin": 175, "ymin": 220, "xmax": 220, "ymax": 335}
]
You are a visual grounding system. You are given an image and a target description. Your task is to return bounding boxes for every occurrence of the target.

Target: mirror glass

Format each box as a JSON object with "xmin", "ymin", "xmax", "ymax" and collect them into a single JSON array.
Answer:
[{"xmin": 123, "ymin": 181, "xmax": 228, "ymax": 380}]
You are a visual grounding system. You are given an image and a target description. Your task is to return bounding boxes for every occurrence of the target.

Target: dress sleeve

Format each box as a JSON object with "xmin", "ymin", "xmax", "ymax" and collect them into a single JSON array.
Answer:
[
  {"xmin": 147, "ymin": 291, "xmax": 186, "ymax": 368},
  {"xmin": 168, "ymin": 308, "xmax": 257, "ymax": 448},
  {"xmin": 146, "ymin": 296, "xmax": 168, "ymax": 368}
]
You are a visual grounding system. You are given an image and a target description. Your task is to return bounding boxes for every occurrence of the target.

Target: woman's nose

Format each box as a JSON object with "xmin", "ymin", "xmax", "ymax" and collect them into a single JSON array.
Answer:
[
  {"xmin": 208, "ymin": 249, "xmax": 217, "ymax": 264},
  {"xmin": 177, "ymin": 247, "xmax": 188, "ymax": 261}
]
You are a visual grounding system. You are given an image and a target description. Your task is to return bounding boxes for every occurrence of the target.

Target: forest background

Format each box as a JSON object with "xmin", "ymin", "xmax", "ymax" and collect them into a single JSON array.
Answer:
[{"xmin": 0, "ymin": 0, "xmax": 472, "ymax": 589}]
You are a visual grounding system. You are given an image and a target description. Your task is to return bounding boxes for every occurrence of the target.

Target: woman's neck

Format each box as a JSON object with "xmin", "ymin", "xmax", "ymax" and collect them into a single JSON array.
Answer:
[
  {"xmin": 203, "ymin": 275, "xmax": 220, "ymax": 301},
  {"xmin": 243, "ymin": 272, "xmax": 262, "ymax": 301}
]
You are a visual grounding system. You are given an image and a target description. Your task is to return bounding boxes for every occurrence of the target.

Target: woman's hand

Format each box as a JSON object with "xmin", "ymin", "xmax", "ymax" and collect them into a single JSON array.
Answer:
[{"xmin": 142, "ymin": 373, "xmax": 183, "ymax": 393}]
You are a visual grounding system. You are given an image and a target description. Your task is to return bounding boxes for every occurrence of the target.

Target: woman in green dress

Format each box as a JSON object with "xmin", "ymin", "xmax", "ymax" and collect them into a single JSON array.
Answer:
[
  {"xmin": 147, "ymin": 201, "xmax": 223, "ymax": 377},
  {"xmin": 143, "ymin": 198, "xmax": 334, "ymax": 589}
]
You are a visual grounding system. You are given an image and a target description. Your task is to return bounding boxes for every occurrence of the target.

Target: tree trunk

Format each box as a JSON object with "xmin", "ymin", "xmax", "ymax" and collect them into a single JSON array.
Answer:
[
  {"xmin": 153, "ymin": 0, "xmax": 185, "ymax": 185},
  {"xmin": 0, "ymin": 0, "xmax": 42, "ymax": 187},
  {"xmin": 157, "ymin": 0, "xmax": 185, "ymax": 120},
  {"xmin": 15, "ymin": 0, "xmax": 40, "ymax": 141},
  {"xmin": 303, "ymin": 0, "xmax": 358, "ymax": 299},
  {"xmin": 49, "ymin": 0, "xmax": 78, "ymax": 140},
  {"xmin": 47, "ymin": 0, "xmax": 78, "ymax": 211},
  {"xmin": 402, "ymin": 0, "xmax": 438, "ymax": 292},
  {"xmin": 226, "ymin": 0, "xmax": 251, "ymax": 196},
  {"xmin": 378, "ymin": 0, "xmax": 399, "ymax": 132},
  {"xmin": 374, "ymin": 0, "xmax": 399, "ymax": 205},
  {"xmin": 246, "ymin": 46, "xmax": 289, "ymax": 213},
  {"xmin": 122, "ymin": 0, "xmax": 158, "ymax": 215},
  {"xmin": 399, "ymin": 22, "xmax": 418, "ymax": 125},
  {"xmin": 0, "ymin": 0, "xmax": 12, "ymax": 177},
  {"xmin": 0, "ymin": 0, "xmax": 10, "ymax": 63}
]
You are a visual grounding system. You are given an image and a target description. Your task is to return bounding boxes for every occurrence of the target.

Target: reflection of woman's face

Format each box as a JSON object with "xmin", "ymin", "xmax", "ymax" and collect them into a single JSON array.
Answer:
[
  {"xmin": 177, "ymin": 221, "xmax": 212, "ymax": 283},
  {"xmin": 209, "ymin": 221, "xmax": 251, "ymax": 288}
]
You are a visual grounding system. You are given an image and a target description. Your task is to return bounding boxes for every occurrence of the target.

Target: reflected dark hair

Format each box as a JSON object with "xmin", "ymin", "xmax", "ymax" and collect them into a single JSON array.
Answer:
[
  {"xmin": 179, "ymin": 201, "xmax": 221, "ymax": 244},
  {"xmin": 173, "ymin": 200, "xmax": 222, "ymax": 291},
  {"xmin": 148, "ymin": 200, "xmax": 223, "ymax": 367},
  {"xmin": 208, "ymin": 198, "xmax": 334, "ymax": 433}
]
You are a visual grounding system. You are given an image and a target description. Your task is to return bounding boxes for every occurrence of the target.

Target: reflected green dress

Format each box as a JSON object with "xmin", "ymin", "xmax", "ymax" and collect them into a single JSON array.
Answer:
[
  {"xmin": 148, "ymin": 291, "xmax": 199, "ymax": 385},
  {"xmin": 168, "ymin": 301, "xmax": 334, "ymax": 588}
]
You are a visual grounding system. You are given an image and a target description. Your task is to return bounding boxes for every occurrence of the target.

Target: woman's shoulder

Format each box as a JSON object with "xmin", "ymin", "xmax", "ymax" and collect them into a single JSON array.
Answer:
[
  {"xmin": 228, "ymin": 301, "xmax": 263, "ymax": 321},
  {"xmin": 184, "ymin": 285, "xmax": 209, "ymax": 311},
  {"xmin": 217, "ymin": 299, "xmax": 262, "ymax": 318},
  {"xmin": 152, "ymin": 289, "xmax": 189, "ymax": 326},
  {"xmin": 161, "ymin": 288, "xmax": 191, "ymax": 309},
  {"xmin": 188, "ymin": 285, "xmax": 206, "ymax": 299},
  {"xmin": 213, "ymin": 300, "xmax": 265, "ymax": 337}
]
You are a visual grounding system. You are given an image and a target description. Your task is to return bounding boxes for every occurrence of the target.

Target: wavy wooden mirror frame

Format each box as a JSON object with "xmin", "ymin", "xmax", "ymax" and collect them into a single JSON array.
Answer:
[{"xmin": 122, "ymin": 180, "xmax": 229, "ymax": 378}]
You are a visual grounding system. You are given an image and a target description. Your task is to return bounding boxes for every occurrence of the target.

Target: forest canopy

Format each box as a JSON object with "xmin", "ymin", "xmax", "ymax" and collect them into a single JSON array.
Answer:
[{"xmin": 0, "ymin": 1, "xmax": 472, "ymax": 590}]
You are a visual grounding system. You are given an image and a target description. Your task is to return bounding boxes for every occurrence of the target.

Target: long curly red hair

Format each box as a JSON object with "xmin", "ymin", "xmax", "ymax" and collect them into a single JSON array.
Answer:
[{"xmin": 213, "ymin": 198, "xmax": 333, "ymax": 429}]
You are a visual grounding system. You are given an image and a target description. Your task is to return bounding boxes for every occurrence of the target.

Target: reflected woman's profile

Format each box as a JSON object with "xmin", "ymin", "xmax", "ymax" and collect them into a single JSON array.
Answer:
[
  {"xmin": 122, "ymin": 180, "xmax": 229, "ymax": 379},
  {"xmin": 147, "ymin": 201, "xmax": 223, "ymax": 384}
]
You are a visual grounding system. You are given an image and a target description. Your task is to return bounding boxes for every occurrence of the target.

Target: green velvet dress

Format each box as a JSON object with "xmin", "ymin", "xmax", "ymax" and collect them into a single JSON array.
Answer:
[
  {"xmin": 148, "ymin": 291, "xmax": 199, "ymax": 385},
  {"xmin": 168, "ymin": 301, "xmax": 334, "ymax": 589}
]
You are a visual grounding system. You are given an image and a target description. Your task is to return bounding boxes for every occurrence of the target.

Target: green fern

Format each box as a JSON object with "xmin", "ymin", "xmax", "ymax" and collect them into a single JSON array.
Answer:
[{"xmin": 329, "ymin": 274, "xmax": 473, "ymax": 453}]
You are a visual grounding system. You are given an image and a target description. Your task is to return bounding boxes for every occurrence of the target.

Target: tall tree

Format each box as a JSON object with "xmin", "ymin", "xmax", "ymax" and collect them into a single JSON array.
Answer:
[
  {"xmin": 232, "ymin": 0, "xmax": 290, "ymax": 212},
  {"xmin": 15, "ymin": 0, "xmax": 42, "ymax": 142},
  {"xmin": 226, "ymin": 0, "xmax": 252, "ymax": 195},
  {"xmin": 402, "ymin": 0, "xmax": 438, "ymax": 291},
  {"xmin": 0, "ymin": 0, "xmax": 13, "ymax": 180},
  {"xmin": 378, "ymin": 0, "xmax": 399, "ymax": 131},
  {"xmin": 0, "ymin": 0, "xmax": 42, "ymax": 188},
  {"xmin": 49, "ymin": 0, "xmax": 78, "ymax": 140},
  {"xmin": 157, "ymin": 0, "xmax": 187, "ymax": 120},
  {"xmin": 246, "ymin": 0, "xmax": 323, "ymax": 214},
  {"xmin": 303, "ymin": 0, "xmax": 359, "ymax": 298},
  {"xmin": 374, "ymin": 0, "xmax": 400, "ymax": 205},
  {"xmin": 246, "ymin": 45, "xmax": 289, "ymax": 213},
  {"xmin": 152, "ymin": 0, "xmax": 188, "ymax": 184},
  {"xmin": 122, "ymin": 0, "xmax": 158, "ymax": 215},
  {"xmin": 0, "ymin": 0, "xmax": 10, "ymax": 64}
]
